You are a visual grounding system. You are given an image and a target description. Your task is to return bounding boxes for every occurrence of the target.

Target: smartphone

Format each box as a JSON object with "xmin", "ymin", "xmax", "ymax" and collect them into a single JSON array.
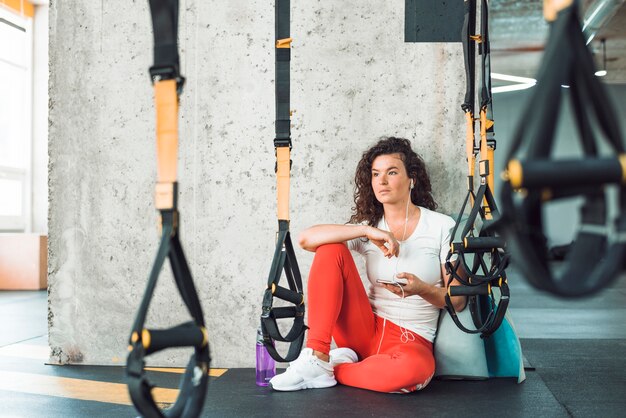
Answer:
[{"xmin": 376, "ymin": 278, "xmax": 408, "ymax": 286}]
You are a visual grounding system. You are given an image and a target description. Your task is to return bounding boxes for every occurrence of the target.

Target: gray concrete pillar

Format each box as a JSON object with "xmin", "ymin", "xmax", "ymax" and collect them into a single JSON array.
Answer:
[{"xmin": 48, "ymin": 0, "xmax": 465, "ymax": 367}]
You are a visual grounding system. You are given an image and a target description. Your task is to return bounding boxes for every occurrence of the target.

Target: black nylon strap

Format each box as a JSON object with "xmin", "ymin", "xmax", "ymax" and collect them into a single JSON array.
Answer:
[
  {"xmin": 127, "ymin": 2, "xmax": 209, "ymax": 415},
  {"xmin": 479, "ymin": 0, "xmax": 491, "ymax": 111},
  {"xmin": 261, "ymin": 222, "xmax": 307, "ymax": 362},
  {"xmin": 444, "ymin": 0, "xmax": 509, "ymax": 337},
  {"xmin": 275, "ymin": 0, "xmax": 291, "ymax": 145},
  {"xmin": 498, "ymin": 3, "xmax": 626, "ymax": 297},
  {"xmin": 148, "ymin": 0, "xmax": 184, "ymax": 93},
  {"xmin": 148, "ymin": 0, "xmax": 178, "ymax": 67},
  {"xmin": 260, "ymin": 0, "xmax": 307, "ymax": 363},
  {"xmin": 127, "ymin": 213, "xmax": 210, "ymax": 418},
  {"xmin": 447, "ymin": 184, "xmax": 509, "ymax": 283},
  {"xmin": 443, "ymin": 281, "xmax": 509, "ymax": 338},
  {"xmin": 128, "ymin": 352, "xmax": 209, "ymax": 418},
  {"xmin": 461, "ymin": 0, "xmax": 476, "ymax": 114},
  {"xmin": 170, "ymin": 237, "xmax": 205, "ymax": 321}
]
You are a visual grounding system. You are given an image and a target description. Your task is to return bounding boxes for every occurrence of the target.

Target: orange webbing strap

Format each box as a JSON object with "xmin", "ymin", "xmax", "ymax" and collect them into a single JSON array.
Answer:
[
  {"xmin": 487, "ymin": 147, "xmax": 495, "ymax": 192},
  {"xmin": 543, "ymin": 0, "xmax": 574, "ymax": 22},
  {"xmin": 479, "ymin": 108, "xmax": 488, "ymax": 170},
  {"xmin": 479, "ymin": 108, "xmax": 495, "ymax": 218},
  {"xmin": 154, "ymin": 79, "xmax": 178, "ymax": 209},
  {"xmin": 276, "ymin": 146, "xmax": 291, "ymax": 221},
  {"xmin": 479, "ymin": 108, "xmax": 495, "ymax": 191},
  {"xmin": 465, "ymin": 112, "xmax": 476, "ymax": 178}
]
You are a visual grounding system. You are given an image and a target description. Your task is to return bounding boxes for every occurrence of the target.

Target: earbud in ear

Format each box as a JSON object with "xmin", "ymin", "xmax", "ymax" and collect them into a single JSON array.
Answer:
[{"xmin": 410, "ymin": 179, "xmax": 414, "ymax": 189}]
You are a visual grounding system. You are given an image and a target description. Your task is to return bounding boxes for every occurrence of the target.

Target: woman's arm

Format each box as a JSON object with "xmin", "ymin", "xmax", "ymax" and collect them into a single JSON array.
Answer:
[
  {"xmin": 298, "ymin": 224, "xmax": 399, "ymax": 257},
  {"xmin": 386, "ymin": 262, "xmax": 467, "ymax": 311}
]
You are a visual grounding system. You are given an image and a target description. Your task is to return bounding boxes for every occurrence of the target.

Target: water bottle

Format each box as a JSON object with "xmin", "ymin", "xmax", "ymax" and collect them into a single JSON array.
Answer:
[{"xmin": 256, "ymin": 326, "xmax": 276, "ymax": 386}]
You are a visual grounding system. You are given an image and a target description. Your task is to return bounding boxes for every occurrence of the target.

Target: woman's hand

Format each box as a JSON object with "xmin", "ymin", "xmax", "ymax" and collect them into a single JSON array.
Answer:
[
  {"xmin": 381, "ymin": 267, "xmax": 467, "ymax": 310},
  {"xmin": 366, "ymin": 226, "xmax": 399, "ymax": 258},
  {"xmin": 380, "ymin": 272, "xmax": 425, "ymax": 298}
]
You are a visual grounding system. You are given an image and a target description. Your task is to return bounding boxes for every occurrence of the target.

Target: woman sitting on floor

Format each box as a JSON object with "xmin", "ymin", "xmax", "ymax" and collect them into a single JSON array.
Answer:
[{"xmin": 270, "ymin": 137, "xmax": 467, "ymax": 393}]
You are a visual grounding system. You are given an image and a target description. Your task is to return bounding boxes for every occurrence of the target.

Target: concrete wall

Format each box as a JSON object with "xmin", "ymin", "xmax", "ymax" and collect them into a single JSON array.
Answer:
[{"xmin": 48, "ymin": 0, "xmax": 466, "ymax": 367}]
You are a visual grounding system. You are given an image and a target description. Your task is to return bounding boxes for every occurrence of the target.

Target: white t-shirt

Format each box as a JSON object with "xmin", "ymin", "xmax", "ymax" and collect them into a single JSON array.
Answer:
[{"xmin": 346, "ymin": 207, "xmax": 455, "ymax": 342}]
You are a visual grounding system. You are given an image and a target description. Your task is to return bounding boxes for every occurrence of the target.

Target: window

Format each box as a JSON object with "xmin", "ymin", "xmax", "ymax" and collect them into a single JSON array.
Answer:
[{"xmin": 0, "ymin": 6, "xmax": 33, "ymax": 231}]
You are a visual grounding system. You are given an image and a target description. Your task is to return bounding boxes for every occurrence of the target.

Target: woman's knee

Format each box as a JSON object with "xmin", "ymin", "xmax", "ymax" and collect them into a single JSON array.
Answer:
[
  {"xmin": 309, "ymin": 242, "xmax": 361, "ymax": 293},
  {"xmin": 313, "ymin": 243, "xmax": 350, "ymax": 260},
  {"xmin": 386, "ymin": 349, "xmax": 435, "ymax": 391}
]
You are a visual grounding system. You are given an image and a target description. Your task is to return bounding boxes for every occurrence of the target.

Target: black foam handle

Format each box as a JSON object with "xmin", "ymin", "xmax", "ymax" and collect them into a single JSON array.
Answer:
[
  {"xmin": 449, "ymin": 284, "xmax": 490, "ymax": 297},
  {"xmin": 464, "ymin": 236, "xmax": 505, "ymax": 250},
  {"xmin": 272, "ymin": 285, "xmax": 303, "ymax": 305},
  {"xmin": 511, "ymin": 157, "xmax": 624, "ymax": 189},
  {"xmin": 143, "ymin": 321, "xmax": 206, "ymax": 355}
]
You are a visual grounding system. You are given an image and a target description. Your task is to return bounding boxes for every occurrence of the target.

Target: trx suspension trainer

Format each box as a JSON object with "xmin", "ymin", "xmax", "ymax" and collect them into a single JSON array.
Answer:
[
  {"xmin": 444, "ymin": 0, "xmax": 510, "ymax": 337},
  {"xmin": 126, "ymin": 1, "xmax": 210, "ymax": 416},
  {"xmin": 497, "ymin": 0, "xmax": 626, "ymax": 297},
  {"xmin": 260, "ymin": 0, "xmax": 308, "ymax": 363}
]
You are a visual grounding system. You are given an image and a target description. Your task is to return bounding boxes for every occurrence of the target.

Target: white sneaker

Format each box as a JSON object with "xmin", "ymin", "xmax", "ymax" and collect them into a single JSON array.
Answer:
[
  {"xmin": 329, "ymin": 347, "xmax": 358, "ymax": 366},
  {"xmin": 269, "ymin": 348, "xmax": 337, "ymax": 391}
]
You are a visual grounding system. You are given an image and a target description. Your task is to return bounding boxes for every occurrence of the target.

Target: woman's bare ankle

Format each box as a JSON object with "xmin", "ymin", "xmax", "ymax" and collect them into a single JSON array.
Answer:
[{"xmin": 312, "ymin": 350, "xmax": 330, "ymax": 363}]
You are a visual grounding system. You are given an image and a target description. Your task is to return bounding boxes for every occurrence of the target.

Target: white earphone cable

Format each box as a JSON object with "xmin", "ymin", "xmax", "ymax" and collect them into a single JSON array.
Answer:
[{"xmin": 384, "ymin": 191, "xmax": 416, "ymax": 344}]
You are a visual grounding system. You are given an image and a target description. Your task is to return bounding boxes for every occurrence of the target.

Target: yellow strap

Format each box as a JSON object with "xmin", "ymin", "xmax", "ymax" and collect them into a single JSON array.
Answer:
[
  {"xmin": 201, "ymin": 327, "xmax": 209, "ymax": 348},
  {"xmin": 478, "ymin": 108, "xmax": 496, "ymax": 192},
  {"xmin": 155, "ymin": 182, "xmax": 175, "ymax": 210},
  {"xmin": 487, "ymin": 147, "xmax": 495, "ymax": 193},
  {"xmin": 507, "ymin": 159, "xmax": 523, "ymax": 189},
  {"xmin": 479, "ymin": 108, "xmax": 488, "ymax": 163},
  {"xmin": 276, "ymin": 37, "xmax": 293, "ymax": 48},
  {"xmin": 154, "ymin": 80, "xmax": 178, "ymax": 210},
  {"xmin": 478, "ymin": 108, "xmax": 496, "ymax": 213},
  {"xmin": 465, "ymin": 112, "xmax": 475, "ymax": 177},
  {"xmin": 155, "ymin": 80, "xmax": 178, "ymax": 184},
  {"xmin": 543, "ymin": 0, "xmax": 573, "ymax": 22},
  {"xmin": 276, "ymin": 147, "xmax": 291, "ymax": 221}
]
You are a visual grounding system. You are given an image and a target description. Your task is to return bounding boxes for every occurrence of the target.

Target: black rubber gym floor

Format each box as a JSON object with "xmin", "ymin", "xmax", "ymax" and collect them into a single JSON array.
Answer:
[{"xmin": 1, "ymin": 268, "xmax": 624, "ymax": 417}]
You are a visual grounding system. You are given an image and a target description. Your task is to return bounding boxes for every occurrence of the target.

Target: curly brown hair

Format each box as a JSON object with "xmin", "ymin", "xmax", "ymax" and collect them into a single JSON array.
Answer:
[{"xmin": 349, "ymin": 137, "xmax": 437, "ymax": 226}]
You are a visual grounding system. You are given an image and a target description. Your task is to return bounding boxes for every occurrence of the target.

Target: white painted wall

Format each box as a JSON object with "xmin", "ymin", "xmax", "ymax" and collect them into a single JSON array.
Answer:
[{"xmin": 48, "ymin": 0, "xmax": 466, "ymax": 367}]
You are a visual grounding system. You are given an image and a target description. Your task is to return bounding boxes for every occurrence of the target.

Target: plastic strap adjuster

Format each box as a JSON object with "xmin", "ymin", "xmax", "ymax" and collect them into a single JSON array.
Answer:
[
  {"xmin": 274, "ymin": 137, "xmax": 292, "ymax": 148},
  {"xmin": 149, "ymin": 65, "xmax": 186, "ymax": 94}
]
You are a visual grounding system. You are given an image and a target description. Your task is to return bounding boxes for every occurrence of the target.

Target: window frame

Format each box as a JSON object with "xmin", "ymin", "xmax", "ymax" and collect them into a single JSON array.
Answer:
[{"xmin": 0, "ymin": 6, "xmax": 33, "ymax": 232}]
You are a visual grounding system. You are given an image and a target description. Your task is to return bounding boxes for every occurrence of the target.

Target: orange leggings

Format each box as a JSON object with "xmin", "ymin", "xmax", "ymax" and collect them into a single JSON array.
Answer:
[{"xmin": 306, "ymin": 243, "xmax": 435, "ymax": 393}]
